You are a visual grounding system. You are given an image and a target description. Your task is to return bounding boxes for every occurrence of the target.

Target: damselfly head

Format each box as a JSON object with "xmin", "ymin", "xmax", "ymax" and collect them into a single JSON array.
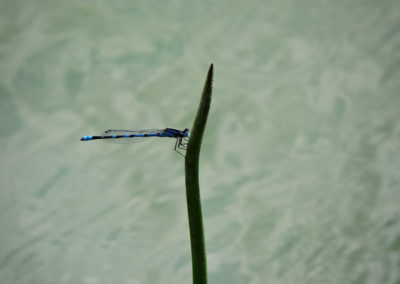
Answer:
[{"xmin": 183, "ymin": 128, "xmax": 190, "ymax": 137}]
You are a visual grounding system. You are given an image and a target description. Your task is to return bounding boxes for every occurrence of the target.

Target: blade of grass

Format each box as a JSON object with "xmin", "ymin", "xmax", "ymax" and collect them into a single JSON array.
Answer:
[{"xmin": 185, "ymin": 64, "xmax": 213, "ymax": 284}]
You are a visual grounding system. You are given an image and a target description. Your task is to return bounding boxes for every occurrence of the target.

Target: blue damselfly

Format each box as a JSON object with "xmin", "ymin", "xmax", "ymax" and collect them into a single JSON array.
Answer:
[{"xmin": 80, "ymin": 128, "xmax": 189, "ymax": 156}]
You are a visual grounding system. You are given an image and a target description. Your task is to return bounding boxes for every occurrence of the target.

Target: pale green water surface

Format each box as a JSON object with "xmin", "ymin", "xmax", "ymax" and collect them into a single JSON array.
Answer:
[{"xmin": 1, "ymin": 0, "xmax": 400, "ymax": 283}]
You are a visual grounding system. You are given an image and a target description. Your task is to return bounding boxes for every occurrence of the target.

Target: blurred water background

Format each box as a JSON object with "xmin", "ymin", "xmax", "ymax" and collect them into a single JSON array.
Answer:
[{"xmin": 1, "ymin": 0, "xmax": 400, "ymax": 283}]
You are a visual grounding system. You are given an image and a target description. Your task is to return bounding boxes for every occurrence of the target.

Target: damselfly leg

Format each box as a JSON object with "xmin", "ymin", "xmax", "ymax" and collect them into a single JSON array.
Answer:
[
  {"xmin": 174, "ymin": 137, "xmax": 188, "ymax": 156},
  {"xmin": 178, "ymin": 137, "xmax": 188, "ymax": 149}
]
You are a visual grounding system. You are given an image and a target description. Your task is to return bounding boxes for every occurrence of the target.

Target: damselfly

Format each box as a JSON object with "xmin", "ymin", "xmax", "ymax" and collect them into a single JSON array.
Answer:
[{"xmin": 80, "ymin": 128, "xmax": 190, "ymax": 156}]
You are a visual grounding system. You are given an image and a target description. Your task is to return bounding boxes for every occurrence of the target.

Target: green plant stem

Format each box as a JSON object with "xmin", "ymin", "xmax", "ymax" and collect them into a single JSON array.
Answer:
[{"xmin": 184, "ymin": 64, "xmax": 213, "ymax": 284}]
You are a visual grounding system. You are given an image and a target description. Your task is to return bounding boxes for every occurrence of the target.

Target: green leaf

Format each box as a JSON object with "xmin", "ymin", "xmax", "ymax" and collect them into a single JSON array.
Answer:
[{"xmin": 185, "ymin": 64, "xmax": 213, "ymax": 284}]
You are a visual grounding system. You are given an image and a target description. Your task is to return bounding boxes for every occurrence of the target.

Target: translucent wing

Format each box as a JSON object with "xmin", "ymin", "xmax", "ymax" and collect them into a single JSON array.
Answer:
[{"xmin": 101, "ymin": 129, "xmax": 164, "ymax": 144}]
